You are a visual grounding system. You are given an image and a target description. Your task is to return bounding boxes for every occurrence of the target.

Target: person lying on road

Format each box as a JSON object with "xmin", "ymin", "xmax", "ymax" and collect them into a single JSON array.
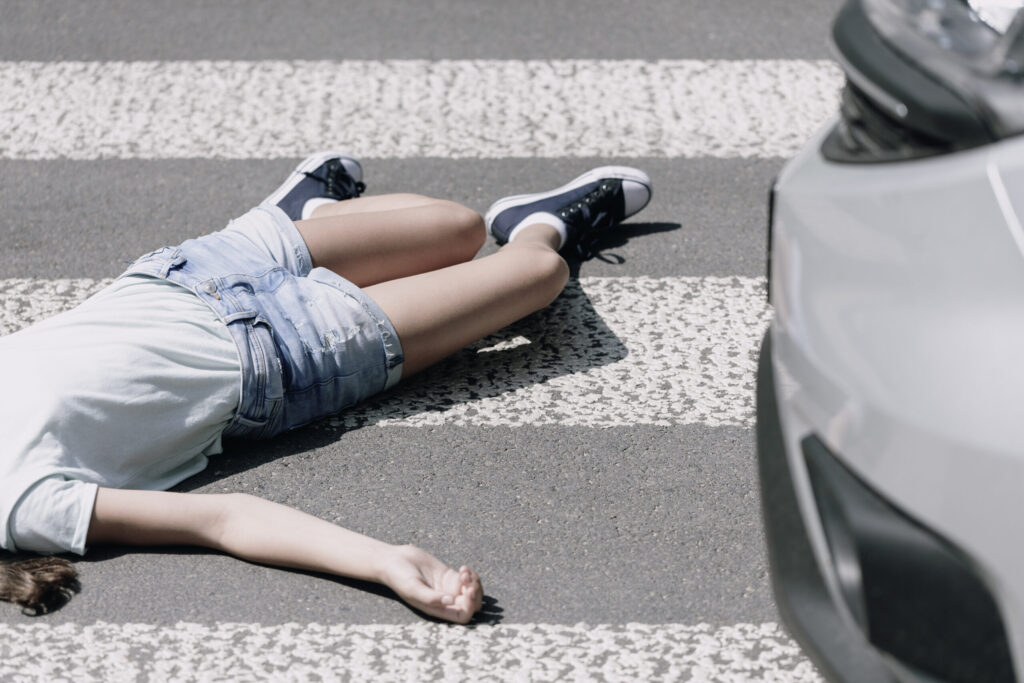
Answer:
[{"xmin": 0, "ymin": 153, "xmax": 652, "ymax": 623}]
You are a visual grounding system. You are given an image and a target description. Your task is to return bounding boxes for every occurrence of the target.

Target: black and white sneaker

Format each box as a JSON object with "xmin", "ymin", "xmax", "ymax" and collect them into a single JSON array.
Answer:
[
  {"xmin": 484, "ymin": 166, "xmax": 652, "ymax": 258},
  {"xmin": 261, "ymin": 151, "xmax": 366, "ymax": 221}
]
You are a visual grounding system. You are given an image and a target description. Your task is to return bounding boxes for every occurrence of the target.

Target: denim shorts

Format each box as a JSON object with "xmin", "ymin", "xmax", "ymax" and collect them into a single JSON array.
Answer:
[{"xmin": 121, "ymin": 206, "xmax": 404, "ymax": 439}]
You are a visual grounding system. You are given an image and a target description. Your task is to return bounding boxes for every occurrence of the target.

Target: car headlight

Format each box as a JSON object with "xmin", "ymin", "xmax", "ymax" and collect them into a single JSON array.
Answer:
[
  {"xmin": 968, "ymin": 0, "xmax": 1024, "ymax": 34},
  {"xmin": 823, "ymin": 0, "xmax": 1024, "ymax": 163},
  {"xmin": 866, "ymin": 0, "xmax": 1012, "ymax": 66}
]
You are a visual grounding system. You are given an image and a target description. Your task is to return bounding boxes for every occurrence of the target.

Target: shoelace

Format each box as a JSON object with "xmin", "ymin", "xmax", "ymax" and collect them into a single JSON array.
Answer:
[
  {"xmin": 304, "ymin": 159, "xmax": 366, "ymax": 200},
  {"xmin": 556, "ymin": 181, "xmax": 619, "ymax": 261}
]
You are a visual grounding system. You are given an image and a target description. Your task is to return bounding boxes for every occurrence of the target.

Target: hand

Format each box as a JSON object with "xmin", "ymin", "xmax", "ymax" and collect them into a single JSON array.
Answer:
[{"xmin": 381, "ymin": 544, "xmax": 483, "ymax": 624}]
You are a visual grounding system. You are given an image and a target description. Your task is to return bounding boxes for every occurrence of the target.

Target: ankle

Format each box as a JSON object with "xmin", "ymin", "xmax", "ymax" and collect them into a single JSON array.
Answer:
[
  {"xmin": 306, "ymin": 198, "xmax": 342, "ymax": 219},
  {"xmin": 505, "ymin": 223, "xmax": 562, "ymax": 250}
]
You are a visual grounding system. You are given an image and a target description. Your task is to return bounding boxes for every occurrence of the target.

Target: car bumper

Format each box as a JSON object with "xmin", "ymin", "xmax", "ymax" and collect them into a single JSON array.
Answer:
[
  {"xmin": 757, "ymin": 329, "xmax": 899, "ymax": 683},
  {"xmin": 762, "ymin": 116, "xmax": 1024, "ymax": 676}
]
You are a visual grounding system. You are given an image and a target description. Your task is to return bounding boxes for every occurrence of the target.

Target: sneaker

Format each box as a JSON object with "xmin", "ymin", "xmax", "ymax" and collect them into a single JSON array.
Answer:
[
  {"xmin": 484, "ymin": 166, "xmax": 652, "ymax": 257},
  {"xmin": 261, "ymin": 151, "xmax": 366, "ymax": 221}
]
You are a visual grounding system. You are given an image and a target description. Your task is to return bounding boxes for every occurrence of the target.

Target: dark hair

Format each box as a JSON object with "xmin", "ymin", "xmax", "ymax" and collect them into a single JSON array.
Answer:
[{"xmin": 0, "ymin": 557, "xmax": 80, "ymax": 615}]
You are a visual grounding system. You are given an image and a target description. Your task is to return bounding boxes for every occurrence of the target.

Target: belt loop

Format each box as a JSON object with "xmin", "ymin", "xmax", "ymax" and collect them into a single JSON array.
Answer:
[{"xmin": 159, "ymin": 250, "xmax": 187, "ymax": 278}]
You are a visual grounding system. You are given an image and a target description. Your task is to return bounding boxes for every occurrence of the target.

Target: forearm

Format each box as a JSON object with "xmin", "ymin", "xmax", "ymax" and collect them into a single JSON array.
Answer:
[
  {"xmin": 213, "ymin": 493, "xmax": 395, "ymax": 583},
  {"xmin": 88, "ymin": 487, "xmax": 483, "ymax": 623},
  {"xmin": 88, "ymin": 488, "xmax": 395, "ymax": 584}
]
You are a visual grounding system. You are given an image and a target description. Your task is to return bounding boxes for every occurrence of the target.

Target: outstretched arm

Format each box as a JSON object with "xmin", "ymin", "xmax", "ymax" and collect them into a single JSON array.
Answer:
[{"xmin": 86, "ymin": 487, "xmax": 483, "ymax": 623}]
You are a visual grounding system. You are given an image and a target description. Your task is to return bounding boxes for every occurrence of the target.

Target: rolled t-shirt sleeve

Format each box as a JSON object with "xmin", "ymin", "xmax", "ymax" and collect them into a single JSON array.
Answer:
[{"xmin": 9, "ymin": 477, "xmax": 99, "ymax": 555}]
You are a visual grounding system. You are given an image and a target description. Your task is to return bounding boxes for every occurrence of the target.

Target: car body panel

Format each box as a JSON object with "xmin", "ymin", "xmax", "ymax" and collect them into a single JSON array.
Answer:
[{"xmin": 767, "ymin": 120, "xmax": 1024, "ymax": 679}]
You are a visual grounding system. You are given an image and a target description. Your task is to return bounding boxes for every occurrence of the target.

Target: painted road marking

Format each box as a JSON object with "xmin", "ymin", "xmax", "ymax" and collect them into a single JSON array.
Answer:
[
  {"xmin": 0, "ymin": 276, "xmax": 770, "ymax": 427},
  {"xmin": 0, "ymin": 622, "xmax": 822, "ymax": 682},
  {"xmin": 0, "ymin": 60, "xmax": 841, "ymax": 159}
]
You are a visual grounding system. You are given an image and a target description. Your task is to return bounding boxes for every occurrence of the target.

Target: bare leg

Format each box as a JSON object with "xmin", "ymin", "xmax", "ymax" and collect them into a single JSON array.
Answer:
[
  {"xmin": 294, "ymin": 196, "xmax": 485, "ymax": 287},
  {"xmin": 294, "ymin": 195, "xmax": 569, "ymax": 377},
  {"xmin": 364, "ymin": 224, "xmax": 569, "ymax": 377},
  {"xmin": 309, "ymin": 193, "xmax": 439, "ymax": 218}
]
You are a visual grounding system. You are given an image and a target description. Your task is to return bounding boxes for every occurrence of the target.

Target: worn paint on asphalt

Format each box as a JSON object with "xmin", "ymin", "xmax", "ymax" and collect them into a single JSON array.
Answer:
[{"xmin": 0, "ymin": 621, "xmax": 822, "ymax": 682}]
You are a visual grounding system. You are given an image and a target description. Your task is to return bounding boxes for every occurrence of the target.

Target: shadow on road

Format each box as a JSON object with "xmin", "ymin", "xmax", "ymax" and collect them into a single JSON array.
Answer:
[{"xmin": 564, "ymin": 221, "xmax": 681, "ymax": 275}]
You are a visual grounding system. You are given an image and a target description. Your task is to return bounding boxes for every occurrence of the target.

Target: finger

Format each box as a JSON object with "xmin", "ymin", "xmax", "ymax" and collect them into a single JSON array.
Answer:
[
  {"xmin": 459, "ymin": 565, "xmax": 479, "ymax": 587},
  {"xmin": 467, "ymin": 581, "xmax": 483, "ymax": 612},
  {"xmin": 449, "ymin": 596, "xmax": 478, "ymax": 622},
  {"xmin": 465, "ymin": 567, "xmax": 483, "ymax": 596},
  {"xmin": 400, "ymin": 580, "xmax": 448, "ymax": 609}
]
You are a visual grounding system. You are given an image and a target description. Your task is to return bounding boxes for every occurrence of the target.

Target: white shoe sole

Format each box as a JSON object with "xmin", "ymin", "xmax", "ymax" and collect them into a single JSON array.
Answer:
[
  {"xmin": 260, "ymin": 151, "xmax": 363, "ymax": 209},
  {"xmin": 484, "ymin": 165, "xmax": 652, "ymax": 235}
]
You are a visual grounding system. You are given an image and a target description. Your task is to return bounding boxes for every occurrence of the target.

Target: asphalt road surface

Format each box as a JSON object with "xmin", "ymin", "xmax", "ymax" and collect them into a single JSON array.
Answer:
[{"xmin": 0, "ymin": 1, "xmax": 845, "ymax": 680}]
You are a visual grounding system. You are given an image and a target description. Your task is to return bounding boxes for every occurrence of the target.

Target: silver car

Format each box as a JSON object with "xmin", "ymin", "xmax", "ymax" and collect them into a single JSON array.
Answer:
[{"xmin": 758, "ymin": 0, "xmax": 1024, "ymax": 681}]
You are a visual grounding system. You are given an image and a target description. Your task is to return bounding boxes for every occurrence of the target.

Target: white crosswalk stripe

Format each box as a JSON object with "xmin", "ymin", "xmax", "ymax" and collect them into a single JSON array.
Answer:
[
  {"xmin": 0, "ymin": 60, "xmax": 841, "ymax": 160},
  {"xmin": 0, "ymin": 622, "xmax": 823, "ymax": 682},
  {"xmin": 0, "ymin": 276, "xmax": 770, "ymax": 427}
]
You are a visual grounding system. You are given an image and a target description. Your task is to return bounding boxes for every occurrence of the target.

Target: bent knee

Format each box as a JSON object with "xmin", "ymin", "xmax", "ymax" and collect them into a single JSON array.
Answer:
[
  {"xmin": 510, "ymin": 246, "xmax": 569, "ymax": 307},
  {"xmin": 432, "ymin": 200, "xmax": 485, "ymax": 255},
  {"xmin": 534, "ymin": 248, "xmax": 570, "ymax": 298}
]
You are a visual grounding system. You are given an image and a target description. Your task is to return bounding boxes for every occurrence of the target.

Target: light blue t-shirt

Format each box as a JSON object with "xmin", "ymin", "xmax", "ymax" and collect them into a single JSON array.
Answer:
[{"xmin": 0, "ymin": 276, "xmax": 240, "ymax": 555}]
